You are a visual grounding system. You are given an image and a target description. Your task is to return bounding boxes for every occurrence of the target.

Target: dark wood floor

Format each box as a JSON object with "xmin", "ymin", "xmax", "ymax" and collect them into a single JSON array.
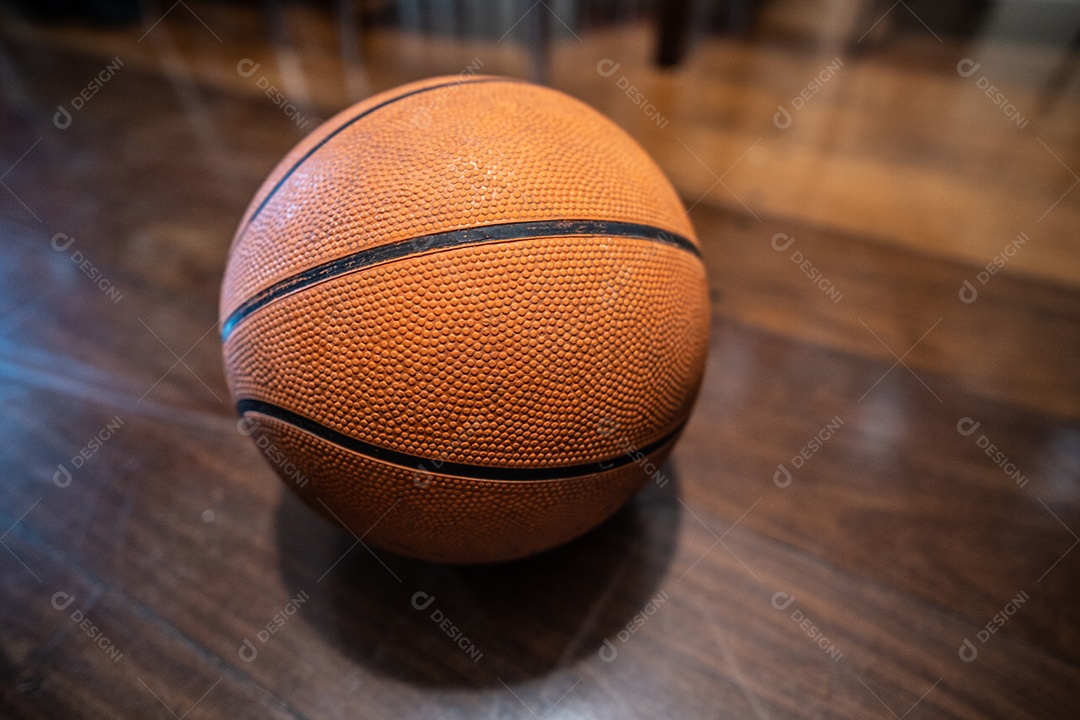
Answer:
[{"xmin": 1, "ymin": 3, "xmax": 1078, "ymax": 719}]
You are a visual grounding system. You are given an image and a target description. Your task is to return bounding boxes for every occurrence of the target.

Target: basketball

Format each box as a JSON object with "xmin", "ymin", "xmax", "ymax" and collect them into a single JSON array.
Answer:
[{"xmin": 220, "ymin": 75, "xmax": 710, "ymax": 563}]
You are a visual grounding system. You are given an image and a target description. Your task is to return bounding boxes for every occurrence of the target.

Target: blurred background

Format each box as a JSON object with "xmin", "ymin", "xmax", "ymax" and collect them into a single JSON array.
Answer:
[
  {"xmin": 1, "ymin": 1, "xmax": 1079, "ymax": 719},
  {"xmin": 2, "ymin": 0, "xmax": 1078, "ymax": 295}
]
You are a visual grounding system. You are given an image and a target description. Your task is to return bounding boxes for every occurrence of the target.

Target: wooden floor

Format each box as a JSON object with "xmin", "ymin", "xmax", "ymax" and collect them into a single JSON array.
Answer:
[{"xmin": 1, "ymin": 2, "xmax": 1079, "ymax": 718}]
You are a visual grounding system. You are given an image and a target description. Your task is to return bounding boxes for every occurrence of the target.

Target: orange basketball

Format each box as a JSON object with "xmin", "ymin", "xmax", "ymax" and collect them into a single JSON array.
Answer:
[{"xmin": 221, "ymin": 76, "xmax": 710, "ymax": 563}]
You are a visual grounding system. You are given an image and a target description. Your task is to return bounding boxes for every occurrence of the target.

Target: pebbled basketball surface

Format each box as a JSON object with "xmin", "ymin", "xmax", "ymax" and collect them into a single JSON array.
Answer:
[{"xmin": 221, "ymin": 75, "xmax": 710, "ymax": 563}]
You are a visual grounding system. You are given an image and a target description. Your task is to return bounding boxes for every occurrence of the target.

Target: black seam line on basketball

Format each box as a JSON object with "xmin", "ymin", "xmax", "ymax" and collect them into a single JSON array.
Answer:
[
  {"xmin": 236, "ymin": 398, "xmax": 684, "ymax": 482},
  {"xmin": 237, "ymin": 77, "xmax": 519, "ymax": 238},
  {"xmin": 220, "ymin": 219, "xmax": 699, "ymax": 341}
]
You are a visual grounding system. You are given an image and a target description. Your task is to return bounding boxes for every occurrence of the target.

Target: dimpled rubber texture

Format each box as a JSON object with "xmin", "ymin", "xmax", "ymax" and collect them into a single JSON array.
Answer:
[
  {"xmin": 222, "ymin": 75, "xmax": 710, "ymax": 563},
  {"xmin": 220, "ymin": 75, "xmax": 698, "ymax": 312},
  {"xmin": 249, "ymin": 415, "xmax": 678, "ymax": 564}
]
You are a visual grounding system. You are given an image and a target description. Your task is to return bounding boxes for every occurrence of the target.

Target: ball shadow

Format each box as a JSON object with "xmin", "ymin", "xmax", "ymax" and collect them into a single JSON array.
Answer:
[{"xmin": 274, "ymin": 465, "xmax": 682, "ymax": 688}]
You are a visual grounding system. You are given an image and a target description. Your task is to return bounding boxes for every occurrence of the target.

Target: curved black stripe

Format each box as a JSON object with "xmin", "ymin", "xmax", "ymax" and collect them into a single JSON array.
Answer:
[
  {"xmin": 221, "ymin": 219, "xmax": 699, "ymax": 341},
  {"xmin": 238, "ymin": 77, "xmax": 517, "ymax": 236},
  {"xmin": 237, "ymin": 398, "xmax": 683, "ymax": 482}
]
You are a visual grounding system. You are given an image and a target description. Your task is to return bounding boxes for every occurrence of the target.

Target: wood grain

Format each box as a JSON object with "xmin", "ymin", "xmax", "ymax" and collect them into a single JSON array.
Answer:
[{"xmin": 0, "ymin": 2, "xmax": 1077, "ymax": 719}]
